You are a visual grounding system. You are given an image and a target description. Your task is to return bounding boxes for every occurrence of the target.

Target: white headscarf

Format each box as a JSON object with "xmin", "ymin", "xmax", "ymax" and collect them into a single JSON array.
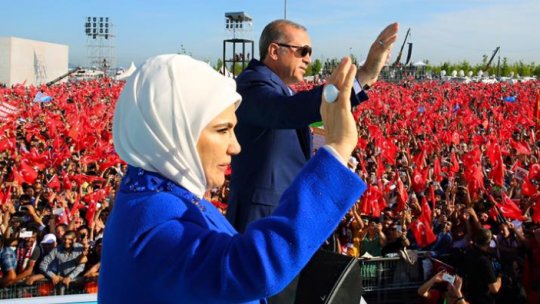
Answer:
[{"xmin": 113, "ymin": 54, "xmax": 241, "ymax": 198}]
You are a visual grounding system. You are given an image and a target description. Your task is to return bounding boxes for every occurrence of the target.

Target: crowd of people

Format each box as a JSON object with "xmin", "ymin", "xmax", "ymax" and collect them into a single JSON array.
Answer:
[
  {"xmin": 312, "ymin": 79, "xmax": 540, "ymax": 303},
  {"xmin": 0, "ymin": 79, "xmax": 124, "ymax": 291},
  {"xmin": 1, "ymin": 72, "xmax": 540, "ymax": 302}
]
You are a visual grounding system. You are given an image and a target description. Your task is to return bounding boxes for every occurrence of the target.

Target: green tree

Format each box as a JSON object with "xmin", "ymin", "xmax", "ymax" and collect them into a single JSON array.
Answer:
[
  {"xmin": 515, "ymin": 61, "xmax": 531, "ymax": 76},
  {"xmin": 311, "ymin": 59, "xmax": 322, "ymax": 75},
  {"xmin": 215, "ymin": 58, "xmax": 223, "ymax": 72},
  {"xmin": 305, "ymin": 59, "xmax": 323, "ymax": 76},
  {"xmin": 457, "ymin": 60, "xmax": 472, "ymax": 73},
  {"xmin": 533, "ymin": 64, "xmax": 540, "ymax": 77},
  {"xmin": 305, "ymin": 64, "xmax": 313, "ymax": 76},
  {"xmin": 440, "ymin": 61, "xmax": 451, "ymax": 75},
  {"xmin": 500, "ymin": 57, "xmax": 511, "ymax": 77},
  {"xmin": 232, "ymin": 62, "xmax": 244, "ymax": 75}
]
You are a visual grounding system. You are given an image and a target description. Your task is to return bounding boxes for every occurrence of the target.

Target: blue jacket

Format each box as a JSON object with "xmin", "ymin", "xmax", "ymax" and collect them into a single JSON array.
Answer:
[
  {"xmin": 98, "ymin": 148, "xmax": 366, "ymax": 303},
  {"xmin": 226, "ymin": 59, "xmax": 368, "ymax": 232}
]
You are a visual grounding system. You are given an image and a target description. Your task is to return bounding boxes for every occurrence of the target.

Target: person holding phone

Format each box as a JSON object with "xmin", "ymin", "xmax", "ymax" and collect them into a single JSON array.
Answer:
[{"xmin": 418, "ymin": 270, "xmax": 469, "ymax": 304}]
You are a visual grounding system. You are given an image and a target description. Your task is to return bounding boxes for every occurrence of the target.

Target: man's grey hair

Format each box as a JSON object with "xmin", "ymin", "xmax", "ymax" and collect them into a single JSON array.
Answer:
[{"xmin": 259, "ymin": 19, "xmax": 307, "ymax": 61}]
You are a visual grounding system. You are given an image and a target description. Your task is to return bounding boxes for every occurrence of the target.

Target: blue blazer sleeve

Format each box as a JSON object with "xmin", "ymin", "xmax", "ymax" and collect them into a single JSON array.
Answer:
[{"xmin": 134, "ymin": 149, "xmax": 366, "ymax": 302}]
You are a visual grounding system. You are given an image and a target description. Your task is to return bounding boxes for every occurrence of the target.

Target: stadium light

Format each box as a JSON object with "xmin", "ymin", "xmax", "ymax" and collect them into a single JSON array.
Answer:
[{"xmin": 85, "ymin": 17, "xmax": 116, "ymax": 73}]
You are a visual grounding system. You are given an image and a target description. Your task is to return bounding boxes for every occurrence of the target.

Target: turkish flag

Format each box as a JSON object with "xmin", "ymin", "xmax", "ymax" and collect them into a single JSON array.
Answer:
[
  {"xmin": 421, "ymin": 195, "xmax": 433, "ymax": 224},
  {"xmin": 376, "ymin": 155, "xmax": 385, "ymax": 180},
  {"xmin": 463, "ymin": 161, "xmax": 485, "ymax": 200},
  {"xmin": 85, "ymin": 201, "xmax": 98, "ymax": 227},
  {"xmin": 356, "ymin": 137, "xmax": 368, "ymax": 150},
  {"xmin": 410, "ymin": 217, "xmax": 437, "ymax": 249},
  {"xmin": 521, "ymin": 177, "xmax": 537, "ymax": 197},
  {"xmin": 360, "ymin": 184, "xmax": 382, "ymax": 217},
  {"xmin": 0, "ymin": 137, "xmax": 15, "ymax": 152},
  {"xmin": 410, "ymin": 197, "xmax": 437, "ymax": 248},
  {"xmin": 413, "ymin": 148, "xmax": 426, "ymax": 169},
  {"xmin": 70, "ymin": 194, "xmax": 83, "ymax": 218},
  {"xmin": 462, "ymin": 149, "xmax": 481, "ymax": 168},
  {"xmin": 396, "ymin": 175, "xmax": 409, "ymax": 212},
  {"xmin": 511, "ymin": 139, "xmax": 531, "ymax": 155},
  {"xmin": 0, "ymin": 186, "xmax": 12, "ymax": 205},
  {"xmin": 450, "ymin": 152, "xmax": 460, "ymax": 174},
  {"xmin": 20, "ymin": 162, "xmax": 38, "ymax": 184},
  {"xmin": 47, "ymin": 174, "xmax": 61, "ymax": 192},
  {"xmin": 10, "ymin": 169, "xmax": 24, "ymax": 185},
  {"xmin": 83, "ymin": 189, "xmax": 107, "ymax": 204},
  {"xmin": 433, "ymin": 157, "xmax": 442, "ymax": 182},
  {"xmin": 68, "ymin": 118, "xmax": 80, "ymax": 142},
  {"xmin": 497, "ymin": 193, "xmax": 524, "ymax": 220},
  {"xmin": 411, "ymin": 167, "xmax": 427, "ymax": 194},
  {"xmin": 487, "ymin": 142, "xmax": 505, "ymax": 186},
  {"xmin": 429, "ymin": 186, "xmax": 436, "ymax": 211},
  {"xmin": 380, "ymin": 138, "xmax": 398, "ymax": 165}
]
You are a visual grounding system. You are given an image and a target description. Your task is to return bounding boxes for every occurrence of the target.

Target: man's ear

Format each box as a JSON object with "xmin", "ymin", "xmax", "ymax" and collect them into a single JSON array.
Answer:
[{"xmin": 267, "ymin": 43, "xmax": 280, "ymax": 61}]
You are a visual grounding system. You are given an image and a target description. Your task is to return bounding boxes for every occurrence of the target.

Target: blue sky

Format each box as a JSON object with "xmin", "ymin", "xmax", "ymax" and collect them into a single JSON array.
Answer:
[{"xmin": 2, "ymin": 0, "xmax": 539, "ymax": 68}]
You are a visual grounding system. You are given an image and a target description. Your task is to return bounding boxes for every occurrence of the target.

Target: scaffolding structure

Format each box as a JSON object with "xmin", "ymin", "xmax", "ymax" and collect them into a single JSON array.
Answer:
[
  {"xmin": 222, "ymin": 12, "xmax": 254, "ymax": 78},
  {"xmin": 85, "ymin": 17, "xmax": 116, "ymax": 75}
]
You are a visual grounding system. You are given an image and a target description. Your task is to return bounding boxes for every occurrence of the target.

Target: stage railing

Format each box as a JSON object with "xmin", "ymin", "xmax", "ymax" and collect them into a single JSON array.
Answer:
[
  {"xmin": 0, "ymin": 278, "xmax": 97, "ymax": 300},
  {"xmin": 359, "ymin": 251, "xmax": 429, "ymax": 303}
]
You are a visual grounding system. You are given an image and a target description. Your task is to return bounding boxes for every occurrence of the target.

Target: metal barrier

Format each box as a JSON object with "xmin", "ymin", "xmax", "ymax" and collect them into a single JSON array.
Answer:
[
  {"xmin": 359, "ymin": 251, "xmax": 429, "ymax": 303},
  {"xmin": 0, "ymin": 278, "xmax": 97, "ymax": 300},
  {"xmin": 0, "ymin": 253, "xmax": 428, "ymax": 302}
]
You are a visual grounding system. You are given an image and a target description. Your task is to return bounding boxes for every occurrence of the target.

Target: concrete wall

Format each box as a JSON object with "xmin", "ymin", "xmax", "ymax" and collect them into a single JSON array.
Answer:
[{"xmin": 0, "ymin": 37, "xmax": 68, "ymax": 86}]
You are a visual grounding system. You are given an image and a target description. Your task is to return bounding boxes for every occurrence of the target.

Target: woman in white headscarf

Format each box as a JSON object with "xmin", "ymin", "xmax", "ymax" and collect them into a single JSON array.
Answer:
[{"xmin": 98, "ymin": 54, "xmax": 366, "ymax": 303}]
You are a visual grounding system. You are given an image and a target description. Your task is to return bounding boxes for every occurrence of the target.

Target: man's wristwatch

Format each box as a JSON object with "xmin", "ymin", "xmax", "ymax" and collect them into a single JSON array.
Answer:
[
  {"xmin": 353, "ymin": 78, "xmax": 370, "ymax": 93},
  {"xmin": 362, "ymin": 83, "xmax": 371, "ymax": 91}
]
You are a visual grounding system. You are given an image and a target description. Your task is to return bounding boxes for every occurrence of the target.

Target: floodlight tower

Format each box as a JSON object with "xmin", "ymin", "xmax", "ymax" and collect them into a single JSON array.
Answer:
[
  {"xmin": 223, "ymin": 12, "xmax": 254, "ymax": 78},
  {"xmin": 84, "ymin": 17, "xmax": 116, "ymax": 75}
]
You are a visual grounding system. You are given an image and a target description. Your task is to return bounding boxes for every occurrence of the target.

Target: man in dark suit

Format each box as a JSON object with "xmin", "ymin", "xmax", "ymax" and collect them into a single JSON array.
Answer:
[{"xmin": 227, "ymin": 19, "xmax": 398, "ymax": 232}]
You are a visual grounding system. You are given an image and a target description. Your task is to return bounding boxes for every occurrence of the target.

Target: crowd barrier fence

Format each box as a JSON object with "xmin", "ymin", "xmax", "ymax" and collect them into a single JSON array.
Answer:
[
  {"xmin": 0, "ymin": 252, "xmax": 429, "ymax": 302},
  {"xmin": 0, "ymin": 278, "xmax": 97, "ymax": 300}
]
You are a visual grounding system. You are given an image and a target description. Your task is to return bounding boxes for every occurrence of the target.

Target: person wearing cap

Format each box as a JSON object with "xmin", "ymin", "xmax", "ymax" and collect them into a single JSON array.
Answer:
[
  {"xmin": 98, "ymin": 54, "xmax": 366, "ymax": 303},
  {"xmin": 24, "ymin": 233, "xmax": 56, "ymax": 286},
  {"xmin": 41, "ymin": 233, "xmax": 57, "ymax": 248},
  {"xmin": 39, "ymin": 230, "xmax": 85, "ymax": 287},
  {"xmin": 8, "ymin": 226, "xmax": 42, "ymax": 286},
  {"xmin": 226, "ymin": 19, "xmax": 399, "ymax": 233}
]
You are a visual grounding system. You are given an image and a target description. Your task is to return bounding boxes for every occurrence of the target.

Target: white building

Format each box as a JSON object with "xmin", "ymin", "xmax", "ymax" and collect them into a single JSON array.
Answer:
[{"xmin": 0, "ymin": 37, "xmax": 68, "ymax": 86}]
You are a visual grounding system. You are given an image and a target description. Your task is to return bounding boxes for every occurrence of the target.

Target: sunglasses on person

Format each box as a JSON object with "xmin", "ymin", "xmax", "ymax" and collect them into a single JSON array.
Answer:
[{"xmin": 275, "ymin": 43, "xmax": 312, "ymax": 57}]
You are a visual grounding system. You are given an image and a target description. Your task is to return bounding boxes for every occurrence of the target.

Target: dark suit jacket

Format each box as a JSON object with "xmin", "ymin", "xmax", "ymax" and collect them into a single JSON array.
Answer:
[{"xmin": 226, "ymin": 59, "xmax": 368, "ymax": 232}]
